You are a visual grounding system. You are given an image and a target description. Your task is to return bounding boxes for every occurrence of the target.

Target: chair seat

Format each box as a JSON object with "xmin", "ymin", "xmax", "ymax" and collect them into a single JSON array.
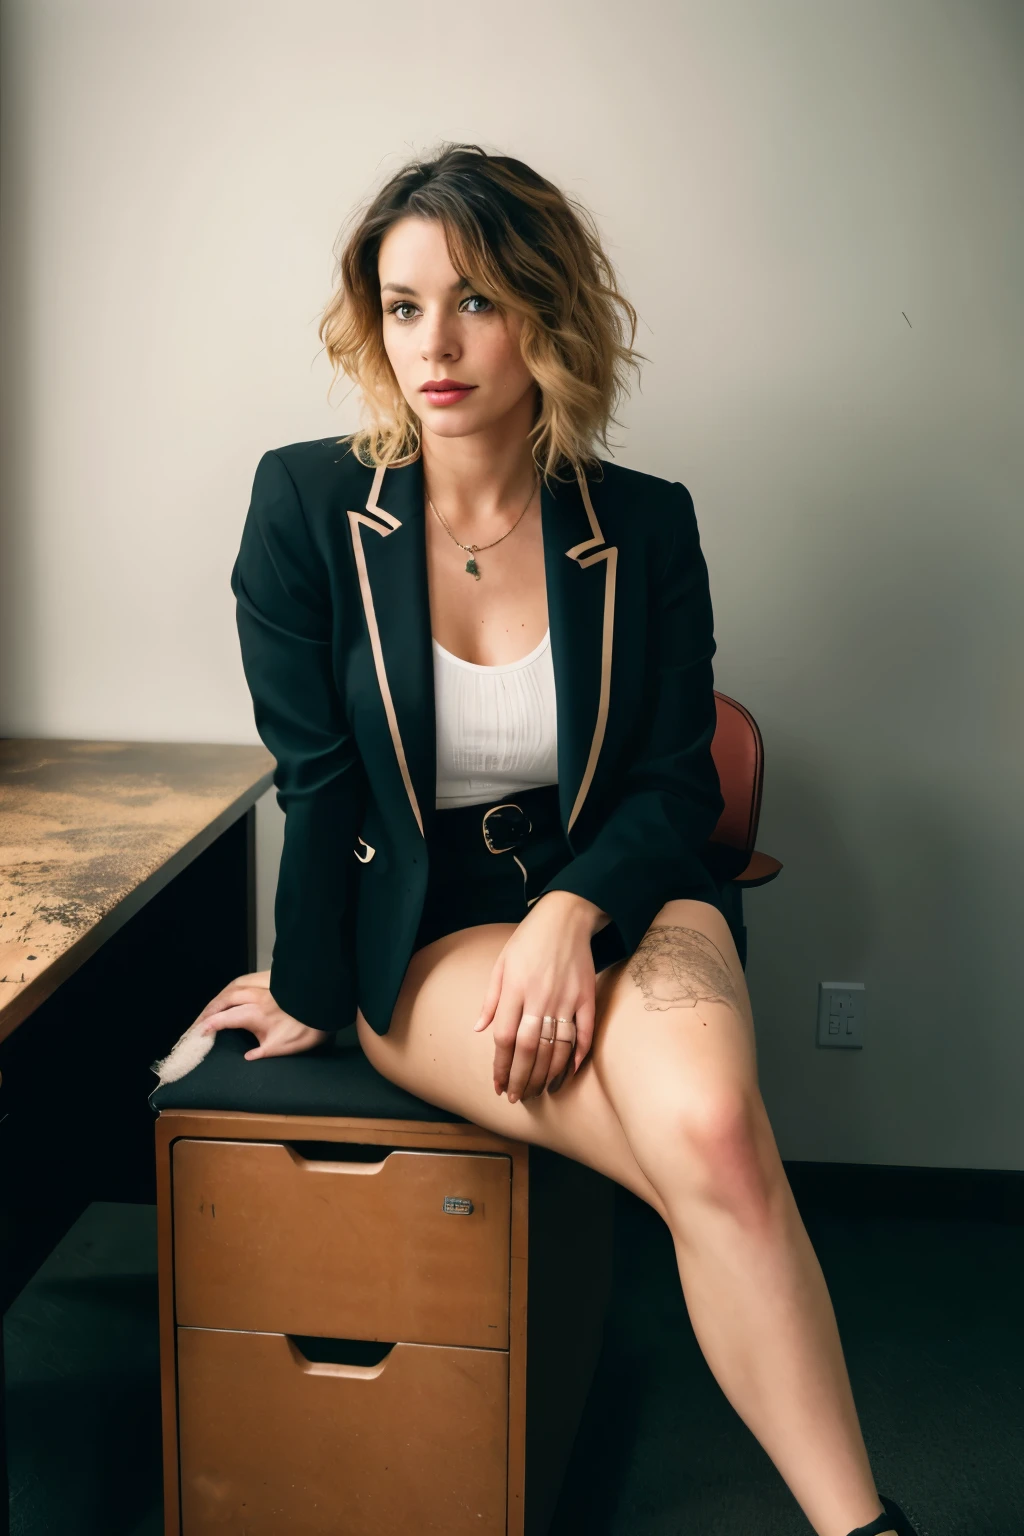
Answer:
[{"xmin": 148, "ymin": 1026, "xmax": 464, "ymax": 1122}]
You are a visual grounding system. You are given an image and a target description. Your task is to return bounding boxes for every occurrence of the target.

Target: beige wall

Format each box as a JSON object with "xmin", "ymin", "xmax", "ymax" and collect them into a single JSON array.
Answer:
[{"xmin": 2, "ymin": 1, "xmax": 1021, "ymax": 1168}]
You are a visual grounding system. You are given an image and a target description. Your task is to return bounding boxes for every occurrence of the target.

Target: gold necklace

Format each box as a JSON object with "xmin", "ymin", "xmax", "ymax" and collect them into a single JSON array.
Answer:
[{"xmin": 427, "ymin": 474, "xmax": 539, "ymax": 579}]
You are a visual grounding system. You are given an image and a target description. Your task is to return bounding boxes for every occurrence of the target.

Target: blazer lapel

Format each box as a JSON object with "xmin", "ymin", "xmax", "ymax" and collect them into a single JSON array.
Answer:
[
  {"xmin": 542, "ymin": 465, "xmax": 619, "ymax": 842},
  {"xmin": 348, "ymin": 455, "xmax": 618, "ymax": 847},
  {"xmin": 347, "ymin": 456, "xmax": 436, "ymax": 842}
]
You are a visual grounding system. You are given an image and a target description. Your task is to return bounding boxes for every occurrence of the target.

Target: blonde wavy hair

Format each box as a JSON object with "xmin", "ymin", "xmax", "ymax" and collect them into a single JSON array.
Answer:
[{"xmin": 319, "ymin": 143, "xmax": 642, "ymax": 480}]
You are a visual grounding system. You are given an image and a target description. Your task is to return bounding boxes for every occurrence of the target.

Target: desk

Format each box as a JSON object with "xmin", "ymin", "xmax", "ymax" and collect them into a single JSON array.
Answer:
[{"xmin": 0, "ymin": 738, "xmax": 273, "ymax": 1528}]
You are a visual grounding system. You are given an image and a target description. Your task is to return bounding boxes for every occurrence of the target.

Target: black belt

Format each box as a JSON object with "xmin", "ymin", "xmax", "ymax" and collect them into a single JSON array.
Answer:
[{"xmin": 430, "ymin": 783, "xmax": 563, "ymax": 855}]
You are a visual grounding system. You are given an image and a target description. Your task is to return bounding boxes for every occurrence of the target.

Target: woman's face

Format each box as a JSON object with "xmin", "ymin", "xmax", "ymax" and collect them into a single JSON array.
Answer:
[{"xmin": 377, "ymin": 215, "xmax": 538, "ymax": 443}]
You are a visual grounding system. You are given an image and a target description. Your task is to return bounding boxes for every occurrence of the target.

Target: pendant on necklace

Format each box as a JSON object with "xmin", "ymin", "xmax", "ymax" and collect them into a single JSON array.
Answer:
[{"xmin": 465, "ymin": 557, "xmax": 481, "ymax": 579}]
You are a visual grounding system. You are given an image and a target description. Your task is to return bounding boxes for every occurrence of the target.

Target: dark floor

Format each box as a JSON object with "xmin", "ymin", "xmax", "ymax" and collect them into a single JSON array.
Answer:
[{"xmin": 5, "ymin": 1192, "xmax": 1022, "ymax": 1535}]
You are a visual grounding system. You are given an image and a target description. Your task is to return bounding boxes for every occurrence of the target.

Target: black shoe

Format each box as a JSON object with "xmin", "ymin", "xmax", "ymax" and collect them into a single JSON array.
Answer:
[{"xmin": 845, "ymin": 1494, "xmax": 920, "ymax": 1536}]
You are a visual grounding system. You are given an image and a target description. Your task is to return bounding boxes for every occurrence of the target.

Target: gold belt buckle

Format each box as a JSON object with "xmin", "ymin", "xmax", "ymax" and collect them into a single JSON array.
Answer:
[{"xmin": 481, "ymin": 801, "xmax": 532, "ymax": 854}]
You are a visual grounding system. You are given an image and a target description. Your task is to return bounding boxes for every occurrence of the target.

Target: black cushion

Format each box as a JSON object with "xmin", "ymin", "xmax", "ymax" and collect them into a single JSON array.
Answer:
[{"xmin": 148, "ymin": 1026, "xmax": 465, "ymax": 1123}]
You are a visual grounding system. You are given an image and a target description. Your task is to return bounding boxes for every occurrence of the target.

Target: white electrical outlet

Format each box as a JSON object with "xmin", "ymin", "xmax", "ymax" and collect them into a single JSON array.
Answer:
[{"xmin": 817, "ymin": 982, "xmax": 865, "ymax": 1049}]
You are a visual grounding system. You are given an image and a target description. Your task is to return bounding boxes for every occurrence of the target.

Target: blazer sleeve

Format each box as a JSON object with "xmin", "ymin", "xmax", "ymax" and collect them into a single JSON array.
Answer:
[
  {"xmin": 230, "ymin": 449, "xmax": 367, "ymax": 1033},
  {"xmin": 535, "ymin": 481, "xmax": 725, "ymax": 955}
]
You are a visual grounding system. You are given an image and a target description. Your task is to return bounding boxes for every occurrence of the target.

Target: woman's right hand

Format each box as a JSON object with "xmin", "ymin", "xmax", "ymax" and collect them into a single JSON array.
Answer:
[{"xmin": 196, "ymin": 969, "xmax": 330, "ymax": 1061}]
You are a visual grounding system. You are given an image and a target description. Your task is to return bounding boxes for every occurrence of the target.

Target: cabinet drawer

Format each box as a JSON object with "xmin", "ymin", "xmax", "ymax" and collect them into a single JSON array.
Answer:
[
  {"xmin": 172, "ymin": 1139, "xmax": 511, "ymax": 1347},
  {"xmin": 177, "ymin": 1326, "xmax": 508, "ymax": 1535}
]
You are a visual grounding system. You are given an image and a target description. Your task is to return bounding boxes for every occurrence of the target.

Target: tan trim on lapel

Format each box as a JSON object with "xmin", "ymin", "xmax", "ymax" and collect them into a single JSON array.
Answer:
[
  {"xmin": 347, "ymin": 465, "xmax": 425, "ymax": 839},
  {"xmin": 565, "ymin": 465, "xmax": 618, "ymax": 834},
  {"xmin": 365, "ymin": 462, "xmax": 398, "ymax": 523}
]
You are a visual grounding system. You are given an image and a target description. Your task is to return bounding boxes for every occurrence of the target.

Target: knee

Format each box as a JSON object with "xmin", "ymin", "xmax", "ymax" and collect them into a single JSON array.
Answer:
[{"xmin": 657, "ymin": 1087, "xmax": 781, "ymax": 1224}]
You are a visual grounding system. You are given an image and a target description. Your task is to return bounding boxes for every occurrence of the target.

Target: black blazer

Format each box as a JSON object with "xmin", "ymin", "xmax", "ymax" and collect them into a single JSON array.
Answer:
[{"xmin": 230, "ymin": 437, "xmax": 737, "ymax": 1038}]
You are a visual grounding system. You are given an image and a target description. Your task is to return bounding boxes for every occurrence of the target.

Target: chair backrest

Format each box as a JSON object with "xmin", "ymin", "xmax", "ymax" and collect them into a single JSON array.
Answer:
[{"xmin": 709, "ymin": 691, "xmax": 764, "ymax": 859}]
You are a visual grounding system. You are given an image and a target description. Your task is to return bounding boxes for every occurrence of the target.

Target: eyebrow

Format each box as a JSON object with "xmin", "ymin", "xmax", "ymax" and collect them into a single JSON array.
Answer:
[{"xmin": 380, "ymin": 276, "xmax": 471, "ymax": 296}]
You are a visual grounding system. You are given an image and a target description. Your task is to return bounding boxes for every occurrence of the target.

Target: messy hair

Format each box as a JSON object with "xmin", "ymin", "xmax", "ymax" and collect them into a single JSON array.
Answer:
[{"xmin": 319, "ymin": 142, "xmax": 642, "ymax": 480}]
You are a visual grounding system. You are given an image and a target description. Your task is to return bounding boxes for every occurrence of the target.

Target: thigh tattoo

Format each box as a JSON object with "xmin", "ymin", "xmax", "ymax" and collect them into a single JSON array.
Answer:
[{"xmin": 627, "ymin": 925, "xmax": 743, "ymax": 1022}]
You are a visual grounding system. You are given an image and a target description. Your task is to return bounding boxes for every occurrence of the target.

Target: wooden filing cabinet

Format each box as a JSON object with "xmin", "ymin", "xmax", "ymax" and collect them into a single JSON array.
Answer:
[{"xmin": 156, "ymin": 1109, "xmax": 615, "ymax": 1536}]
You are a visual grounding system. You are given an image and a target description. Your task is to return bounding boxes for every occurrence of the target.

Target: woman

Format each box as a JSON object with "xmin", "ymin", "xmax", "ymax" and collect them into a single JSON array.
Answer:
[{"xmin": 199, "ymin": 144, "xmax": 919, "ymax": 1536}]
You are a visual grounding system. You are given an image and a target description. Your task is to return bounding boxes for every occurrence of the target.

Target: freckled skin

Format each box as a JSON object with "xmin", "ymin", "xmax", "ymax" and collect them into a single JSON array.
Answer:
[{"xmin": 626, "ymin": 924, "xmax": 743, "ymax": 1020}]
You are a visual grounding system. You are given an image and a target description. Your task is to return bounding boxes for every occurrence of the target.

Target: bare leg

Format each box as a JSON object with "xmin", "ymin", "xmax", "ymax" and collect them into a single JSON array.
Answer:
[
  {"xmin": 357, "ymin": 905, "xmax": 894, "ymax": 1536},
  {"xmin": 358, "ymin": 921, "xmax": 670, "ymax": 1212},
  {"xmin": 588, "ymin": 901, "xmax": 893, "ymax": 1536}
]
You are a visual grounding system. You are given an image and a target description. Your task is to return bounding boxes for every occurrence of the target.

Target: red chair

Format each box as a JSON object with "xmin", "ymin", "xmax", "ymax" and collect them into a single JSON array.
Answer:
[{"xmin": 710, "ymin": 691, "xmax": 783, "ymax": 968}]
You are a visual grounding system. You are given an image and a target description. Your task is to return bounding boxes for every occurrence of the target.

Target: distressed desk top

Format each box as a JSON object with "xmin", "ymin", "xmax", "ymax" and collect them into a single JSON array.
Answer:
[{"xmin": 0, "ymin": 739, "xmax": 274, "ymax": 1042}]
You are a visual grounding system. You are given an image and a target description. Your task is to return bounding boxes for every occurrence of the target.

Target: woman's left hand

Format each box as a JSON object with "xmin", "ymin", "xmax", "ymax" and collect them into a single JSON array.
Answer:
[{"xmin": 472, "ymin": 891, "xmax": 607, "ymax": 1102}]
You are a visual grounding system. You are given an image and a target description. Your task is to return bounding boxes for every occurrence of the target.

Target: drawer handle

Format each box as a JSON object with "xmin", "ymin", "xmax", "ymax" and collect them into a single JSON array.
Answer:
[
  {"xmin": 288, "ymin": 1140, "xmax": 399, "ymax": 1164},
  {"xmin": 288, "ymin": 1336, "xmax": 395, "ymax": 1380},
  {"xmin": 284, "ymin": 1144, "xmax": 388, "ymax": 1175}
]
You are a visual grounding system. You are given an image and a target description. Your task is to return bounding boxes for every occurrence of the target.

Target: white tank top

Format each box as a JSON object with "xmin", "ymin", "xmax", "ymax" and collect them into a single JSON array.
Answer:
[{"xmin": 432, "ymin": 629, "xmax": 559, "ymax": 809}]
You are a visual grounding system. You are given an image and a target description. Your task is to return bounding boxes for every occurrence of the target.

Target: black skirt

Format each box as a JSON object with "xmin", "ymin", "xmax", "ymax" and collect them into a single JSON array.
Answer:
[{"xmin": 411, "ymin": 782, "xmax": 729, "ymax": 975}]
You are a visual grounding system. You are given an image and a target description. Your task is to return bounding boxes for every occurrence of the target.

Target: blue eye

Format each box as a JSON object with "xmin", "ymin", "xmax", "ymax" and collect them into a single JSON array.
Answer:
[{"xmin": 384, "ymin": 294, "xmax": 492, "ymax": 321}]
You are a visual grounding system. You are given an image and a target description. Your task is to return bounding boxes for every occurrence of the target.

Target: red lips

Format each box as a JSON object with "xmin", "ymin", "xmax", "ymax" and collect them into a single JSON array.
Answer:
[{"xmin": 419, "ymin": 379, "xmax": 477, "ymax": 407}]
